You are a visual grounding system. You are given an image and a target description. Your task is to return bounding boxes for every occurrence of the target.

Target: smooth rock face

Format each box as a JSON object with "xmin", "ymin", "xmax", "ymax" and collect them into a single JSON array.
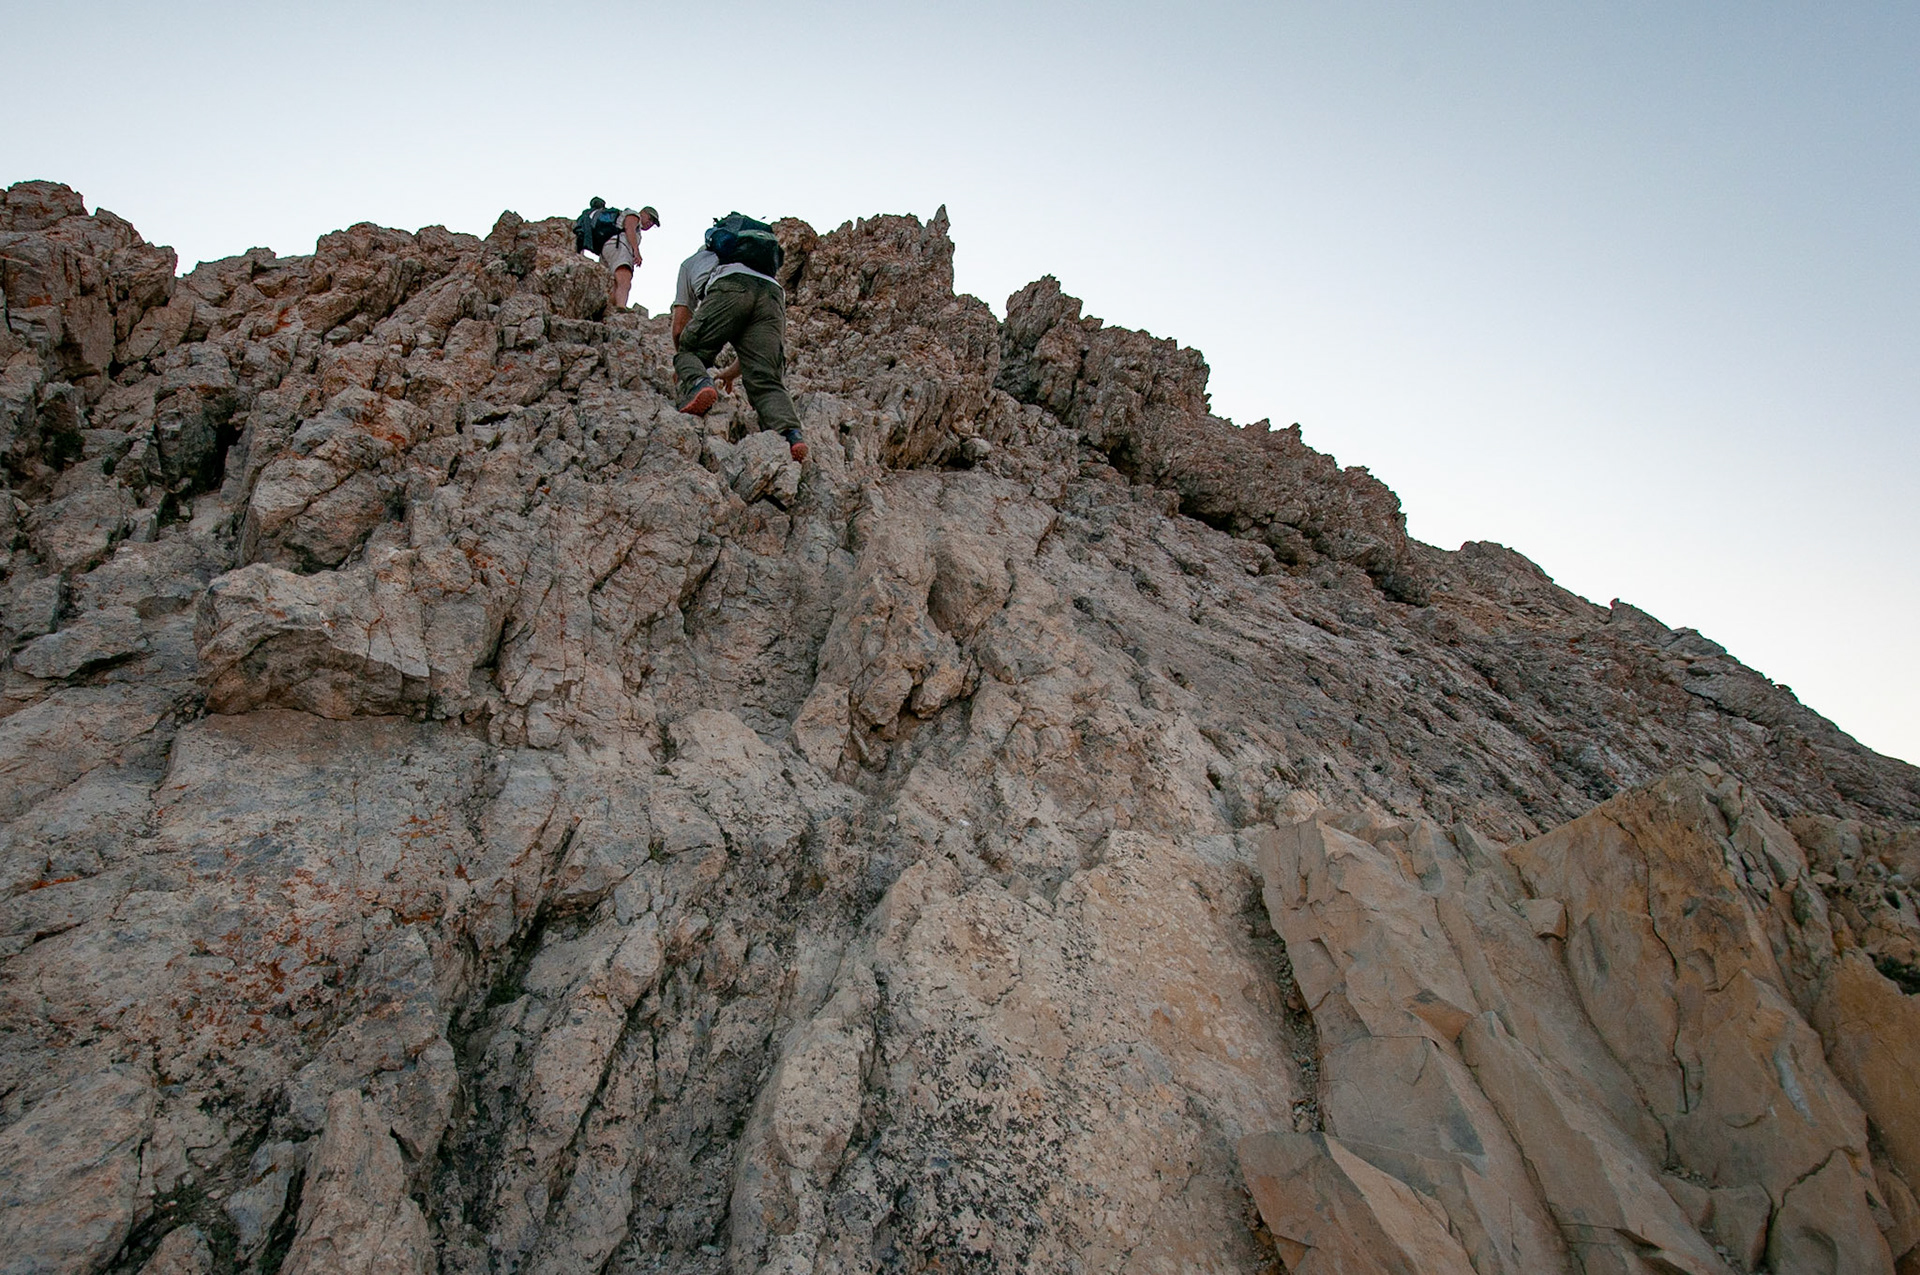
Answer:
[
  {"xmin": 0, "ymin": 183, "xmax": 1916, "ymax": 1274},
  {"xmin": 279, "ymin": 1090, "xmax": 433, "ymax": 1275},
  {"xmin": 1509, "ymin": 771, "xmax": 1893, "ymax": 1272},
  {"xmin": 0, "ymin": 1066, "xmax": 154, "ymax": 1274},
  {"xmin": 1240, "ymin": 1130, "xmax": 1479, "ymax": 1275}
]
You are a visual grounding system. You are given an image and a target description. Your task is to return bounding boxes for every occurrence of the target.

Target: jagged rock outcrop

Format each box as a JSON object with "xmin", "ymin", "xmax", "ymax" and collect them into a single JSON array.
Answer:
[
  {"xmin": 997, "ymin": 276, "xmax": 1428, "ymax": 604},
  {"xmin": 1, "ymin": 180, "xmax": 1916, "ymax": 1275},
  {"xmin": 1247, "ymin": 769, "xmax": 1917, "ymax": 1274}
]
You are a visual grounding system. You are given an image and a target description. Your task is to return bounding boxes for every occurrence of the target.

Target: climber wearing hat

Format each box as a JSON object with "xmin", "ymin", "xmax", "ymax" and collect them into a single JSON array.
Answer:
[{"xmin": 573, "ymin": 198, "xmax": 659, "ymax": 310}]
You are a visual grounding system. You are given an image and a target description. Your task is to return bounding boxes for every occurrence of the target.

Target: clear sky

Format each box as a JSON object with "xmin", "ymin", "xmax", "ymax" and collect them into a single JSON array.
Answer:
[{"xmin": 7, "ymin": 1, "xmax": 1915, "ymax": 764}]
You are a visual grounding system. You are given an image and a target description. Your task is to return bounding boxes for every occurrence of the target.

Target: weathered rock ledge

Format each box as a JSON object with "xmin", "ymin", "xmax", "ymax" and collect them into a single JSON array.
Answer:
[{"xmin": 1, "ymin": 180, "xmax": 1916, "ymax": 1274}]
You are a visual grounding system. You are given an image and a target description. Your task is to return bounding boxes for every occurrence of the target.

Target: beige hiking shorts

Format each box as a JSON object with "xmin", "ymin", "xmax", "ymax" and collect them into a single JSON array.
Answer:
[{"xmin": 600, "ymin": 233, "xmax": 636, "ymax": 272}]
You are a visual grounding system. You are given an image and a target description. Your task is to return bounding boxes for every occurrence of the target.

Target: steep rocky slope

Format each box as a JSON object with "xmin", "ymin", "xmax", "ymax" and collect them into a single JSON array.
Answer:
[{"xmin": 1, "ymin": 179, "xmax": 1916, "ymax": 1275}]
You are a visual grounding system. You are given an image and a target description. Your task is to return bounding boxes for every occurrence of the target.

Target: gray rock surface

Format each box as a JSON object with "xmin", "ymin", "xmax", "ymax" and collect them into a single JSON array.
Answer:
[{"xmin": 1, "ymin": 182, "xmax": 1916, "ymax": 1273}]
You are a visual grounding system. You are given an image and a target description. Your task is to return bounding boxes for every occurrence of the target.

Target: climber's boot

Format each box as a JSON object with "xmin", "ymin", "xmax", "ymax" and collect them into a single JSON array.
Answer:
[
  {"xmin": 784, "ymin": 428, "xmax": 807, "ymax": 463},
  {"xmin": 678, "ymin": 378, "xmax": 718, "ymax": 417}
]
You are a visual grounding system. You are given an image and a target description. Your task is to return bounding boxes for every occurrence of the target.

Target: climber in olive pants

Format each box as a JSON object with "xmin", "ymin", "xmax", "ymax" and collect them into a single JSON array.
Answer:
[{"xmin": 671, "ymin": 252, "xmax": 806, "ymax": 462}]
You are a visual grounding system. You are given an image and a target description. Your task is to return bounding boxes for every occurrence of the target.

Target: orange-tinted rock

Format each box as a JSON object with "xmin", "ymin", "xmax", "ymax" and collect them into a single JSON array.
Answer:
[{"xmin": 1240, "ymin": 1131, "xmax": 1480, "ymax": 1275}]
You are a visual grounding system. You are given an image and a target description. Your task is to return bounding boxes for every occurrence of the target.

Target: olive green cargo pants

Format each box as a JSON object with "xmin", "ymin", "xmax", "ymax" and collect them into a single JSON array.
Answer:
[{"xmin": 673, "ymin": 274, "xmax": 802, "ymax": 436}]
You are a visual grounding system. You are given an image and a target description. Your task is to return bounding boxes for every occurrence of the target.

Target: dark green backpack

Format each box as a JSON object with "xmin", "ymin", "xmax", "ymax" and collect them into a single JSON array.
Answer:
[{"xmin": 704, "ymin": 212, "xmax": 783, "ymax": 275}]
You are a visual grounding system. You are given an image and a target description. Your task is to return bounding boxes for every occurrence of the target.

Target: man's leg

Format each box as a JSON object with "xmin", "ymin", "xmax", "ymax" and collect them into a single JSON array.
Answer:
[
  {"xmin": 734, "ymin": 283, "xmax": 802, "ymax": 444},
  {"xmin": 603, "ymin": 237, "xmax": 636, "ymax": 310},
  {"xmin": 673, "ymin": 281, "xmax": 752, "ymax": 407}
]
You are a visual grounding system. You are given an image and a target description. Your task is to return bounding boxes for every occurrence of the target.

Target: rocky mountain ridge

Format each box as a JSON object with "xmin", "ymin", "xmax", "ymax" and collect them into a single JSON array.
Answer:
[{"xmin": 0, "ymin": 179, "xmax": 1916, "ymax": 1275}]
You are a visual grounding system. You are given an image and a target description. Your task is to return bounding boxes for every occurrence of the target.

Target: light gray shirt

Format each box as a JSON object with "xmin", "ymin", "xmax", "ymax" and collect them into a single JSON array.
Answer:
[{"xmin": 673, "ymin": 249, "xmax": 779, "ymax": 310}]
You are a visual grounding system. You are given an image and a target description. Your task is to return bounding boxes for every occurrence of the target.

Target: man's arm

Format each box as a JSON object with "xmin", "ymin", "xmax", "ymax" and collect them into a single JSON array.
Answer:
[
  {"xmin": 622, "ymin": 213, "xmax": 641, "ymax": 266},
  {"xmin": 672, "ymin": 305, "xmax": 691, "ymax": 343}
]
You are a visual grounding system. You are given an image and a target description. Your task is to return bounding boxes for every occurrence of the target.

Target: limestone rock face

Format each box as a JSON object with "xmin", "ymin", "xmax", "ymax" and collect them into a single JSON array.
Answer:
[{"xmin": 1, "ymin": 182, "xmax": 1916, "ymax": 1274}]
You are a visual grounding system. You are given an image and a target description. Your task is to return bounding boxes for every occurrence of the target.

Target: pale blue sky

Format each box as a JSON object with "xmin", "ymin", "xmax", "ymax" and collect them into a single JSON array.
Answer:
[{"xmin": 7, "ymin": 1, "xmax": 1915, "ymax": 763}]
